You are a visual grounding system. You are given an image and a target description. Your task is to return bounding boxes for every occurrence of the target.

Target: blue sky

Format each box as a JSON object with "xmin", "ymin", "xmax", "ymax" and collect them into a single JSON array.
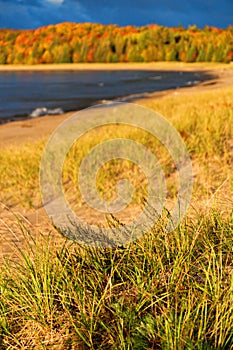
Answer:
[{"xmin": 0, "ymin": 0, "xmax": 232, "ymax": 29}]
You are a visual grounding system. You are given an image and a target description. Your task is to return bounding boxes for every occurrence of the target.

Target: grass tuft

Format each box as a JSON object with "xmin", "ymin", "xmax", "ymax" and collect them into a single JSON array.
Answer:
[{"xmin": 0, "ymin": 211, "xmax": 232, "ymax": 349}]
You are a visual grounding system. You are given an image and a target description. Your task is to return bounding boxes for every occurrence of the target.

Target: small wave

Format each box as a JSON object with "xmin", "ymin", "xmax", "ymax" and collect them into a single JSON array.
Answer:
[
  {"xmin": 186, "ymin": 80, "xmax": 201, "ymax": 86},
  {"xmin": 98, "ymin": 93, "xmax": 148, "ymax": 105},
  {"xmin": 99, "ymin": 99, "xmax": 114, "ymax": 105},
  {"xmin": 30, "ymin": 107, "xmax": 64, "ymax": 118},
  {"xmin": 121, "ymin": 77, "xmax": 147, "ymax": 83},
  {"xmin": 148, "ymin": 75, "xmax": 162, "ymax": 80},
  {"xmin": 115, "ymin": 92, "xmax": 148, "ymax": 102}
]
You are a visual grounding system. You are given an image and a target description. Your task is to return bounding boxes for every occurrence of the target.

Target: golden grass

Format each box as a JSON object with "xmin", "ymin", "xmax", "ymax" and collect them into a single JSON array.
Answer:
[{"xmin": 0, "ymin": 85, "xmax": 232, "ymax": 214}]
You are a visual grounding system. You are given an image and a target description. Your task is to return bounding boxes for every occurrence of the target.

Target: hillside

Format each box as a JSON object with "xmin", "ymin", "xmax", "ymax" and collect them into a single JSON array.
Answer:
[{"xmin": 0, "ymin": 22, "xmax": 233, "ymax": 64}]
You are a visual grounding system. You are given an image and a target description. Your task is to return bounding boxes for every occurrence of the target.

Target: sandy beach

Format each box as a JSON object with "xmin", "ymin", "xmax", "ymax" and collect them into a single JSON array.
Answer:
[{"xmin": 1, "ymin": 62, "xmax": 232, "ymax": 71}]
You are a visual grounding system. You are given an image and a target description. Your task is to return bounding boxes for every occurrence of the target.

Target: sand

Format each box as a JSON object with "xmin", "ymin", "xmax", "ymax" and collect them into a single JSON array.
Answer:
[{"xmin": 0, "ymin": 62, "xmax": 232, "ymax": 71}]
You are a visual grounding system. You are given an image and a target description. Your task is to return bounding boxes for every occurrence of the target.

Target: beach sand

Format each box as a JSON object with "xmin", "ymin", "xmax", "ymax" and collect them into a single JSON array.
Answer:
[
  {"xmin": 0, "ymin": 61, "xmax": 233, "ymax": 72},
  {"xmin": 0, "ymin": 61, "xmax": 231, "ymax": 71}
]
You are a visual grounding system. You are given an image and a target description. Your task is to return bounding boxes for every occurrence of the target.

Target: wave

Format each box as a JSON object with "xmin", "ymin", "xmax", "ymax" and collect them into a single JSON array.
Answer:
[
  {"xmin": 99, "ymin": 92, "xmax": 148, "ymax": 105},
  {"xmin": 115, "ymin": 92, "xmax": 149, "ymax": 102},
  {"xmin": 30, "ymin": 107, "xmax": 64, "ymax": 118},
  {"xmin": 148, "ymin": 75, "xmax": 162, "ymax": 80}
]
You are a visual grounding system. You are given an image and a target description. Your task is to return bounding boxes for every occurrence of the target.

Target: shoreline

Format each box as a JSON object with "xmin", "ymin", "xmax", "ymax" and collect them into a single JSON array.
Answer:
[
  {"xmin": 0, "ymin": 63, "xmax": 233, "ymax": 147},
  {"xmin": 0, "ymin": 62, "xmax": 219, "ymax": 124}
]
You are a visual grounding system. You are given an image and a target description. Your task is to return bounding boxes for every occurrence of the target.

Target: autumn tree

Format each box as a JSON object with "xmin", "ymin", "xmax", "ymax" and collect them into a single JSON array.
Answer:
[{"xmin": 0, "ymin": 23, "xmax": 232, "ymax": 64}]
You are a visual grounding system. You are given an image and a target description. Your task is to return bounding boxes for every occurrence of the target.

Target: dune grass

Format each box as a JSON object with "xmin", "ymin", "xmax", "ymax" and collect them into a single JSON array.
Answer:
[
  {"xmin": 0, "ymin": 86, "xmax": 232, "ymax": 211},
  {"xmin": 0, "ymin": 86, "xmax": 233, "ymax": 349},
  {"xmin": 0, "ymin": 211, "xmax": 233, "ymax": 349}
]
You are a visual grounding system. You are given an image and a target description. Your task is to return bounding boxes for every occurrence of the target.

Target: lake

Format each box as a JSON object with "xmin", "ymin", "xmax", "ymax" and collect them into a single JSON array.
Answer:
[{"xmin": 0, "ymin": 69, "xmax": 212, "ymax": 122}]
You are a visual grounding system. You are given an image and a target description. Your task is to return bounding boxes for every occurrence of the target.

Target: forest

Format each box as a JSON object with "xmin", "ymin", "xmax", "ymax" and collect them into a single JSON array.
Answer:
[{"xmin": 0, "ymin": 22, "xmax": 232, "ymax": 64}]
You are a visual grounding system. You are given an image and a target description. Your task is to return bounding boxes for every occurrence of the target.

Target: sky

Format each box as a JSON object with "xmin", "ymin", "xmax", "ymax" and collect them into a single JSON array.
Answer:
[{"xmin": 0, "ymin": 0, "xmax": 232, "ymax": 30}]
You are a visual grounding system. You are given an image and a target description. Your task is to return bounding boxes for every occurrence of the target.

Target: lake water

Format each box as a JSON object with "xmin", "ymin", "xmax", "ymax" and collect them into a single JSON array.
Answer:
[{"xmin": 0, "ymin": 69, "xmax": 213, "ymax": 122}]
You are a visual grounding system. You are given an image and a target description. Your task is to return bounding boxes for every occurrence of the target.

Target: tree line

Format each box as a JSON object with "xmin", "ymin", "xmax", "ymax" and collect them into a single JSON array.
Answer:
[{"xmin": 0, "ymin": 22, "xmax": 232, "ymax": 64}]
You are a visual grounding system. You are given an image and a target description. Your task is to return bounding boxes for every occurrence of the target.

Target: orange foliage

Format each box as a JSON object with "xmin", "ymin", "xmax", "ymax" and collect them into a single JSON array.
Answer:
[{"xmin": 0, "ymin": 22, "xmax": 232, "ymax": 64}]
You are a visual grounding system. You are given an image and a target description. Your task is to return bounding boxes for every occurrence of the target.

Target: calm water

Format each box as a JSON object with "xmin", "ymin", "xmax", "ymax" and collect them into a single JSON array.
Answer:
[{"xmin": 0, "ymin": 69, "xmax": 212, "ymax": 122}]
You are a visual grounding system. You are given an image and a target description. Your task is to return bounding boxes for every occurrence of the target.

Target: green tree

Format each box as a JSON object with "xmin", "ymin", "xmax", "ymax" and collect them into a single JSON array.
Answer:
[
  {"xmin": 166, "ymin": 45, "xmax": 179, "ymax": 61},
  {"xmin": 196, "ymin": 46, "xmax": 206, "ymax": 62},
  {"xmin": 93, "ymin": 38, "xmax": 110, "ymax": 62},
  {"xmin": 212, "ymin": 44, "xmax": 225, "ymax": 62},
  {"xmin": 127, "ymin": 45, "xmax": 144, "ymax": 62},
  {"xmin": 186, "ymin": 44, "xmax": 197, "ymax": 62},
  {"xmin": 206, "ymin": 44, "xmax": 214, "ymax": 61},
  {"xmin": 52, "ymin": 43, "xmax": 71, "ymax": 63},
  {"xmin": 60, "ymin": 43, "xmax": 72, "ymax": 63},
  {"xmin": 0, "ymin": 50, "xmax": 7, "ymax": 64}
]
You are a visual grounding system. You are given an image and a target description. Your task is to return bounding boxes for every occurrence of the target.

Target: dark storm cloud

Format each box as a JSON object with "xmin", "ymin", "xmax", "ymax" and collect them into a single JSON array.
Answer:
[
  {"xmin": 83, "ymin": 0, "xmax": 232, "ymax": 27},
  {"xmin": 0, "ymin": 0, "xmax": 90, "ymax": 29},
  {"xmin": 0, "ymin": 0, "xmax": 232, "ymax": 29}
]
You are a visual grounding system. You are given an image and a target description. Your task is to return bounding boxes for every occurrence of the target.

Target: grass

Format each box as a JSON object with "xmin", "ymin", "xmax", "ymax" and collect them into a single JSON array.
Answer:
[
  {"xmin": 0, "ymin": 86, "xmax": 232, "ymax": 213},
  {"xmin": 0, "ymin": 212, "xmax": 233, "ymax": 349},
  {"xmin": 0, "ymin": 85, "xmax": 233, "ymax": 349}
]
